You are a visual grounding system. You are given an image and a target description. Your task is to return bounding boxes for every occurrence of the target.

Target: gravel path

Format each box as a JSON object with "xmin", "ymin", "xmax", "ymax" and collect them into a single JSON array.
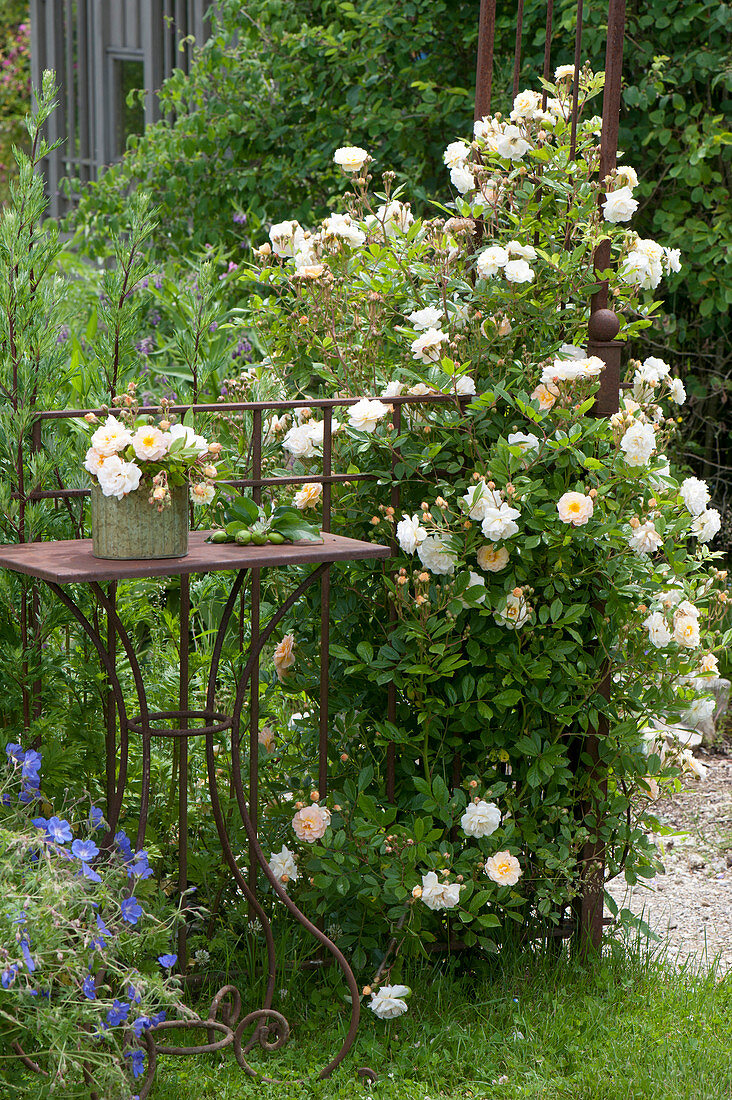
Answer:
[{"xmin": 606, "ymin": 746, "xmax": 732, "ymax": 973}]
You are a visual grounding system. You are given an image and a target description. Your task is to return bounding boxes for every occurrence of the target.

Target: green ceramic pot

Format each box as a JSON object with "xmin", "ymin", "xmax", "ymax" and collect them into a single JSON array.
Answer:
[{"xmin": 91, "ymin": 483, "xmax": 189, "ymax": 559}]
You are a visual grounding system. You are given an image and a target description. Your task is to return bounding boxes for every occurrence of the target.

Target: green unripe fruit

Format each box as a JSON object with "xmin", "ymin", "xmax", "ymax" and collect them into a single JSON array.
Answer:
[
  {"xmin": 235, "ymin": 530, "xmax": 252, "ymax": 545},
  {"xmin": 251, "ymin": 531, "xmax": 267, "ymax": 545},
  {"xmin": 268, "ymin": 531, "xmax": 285, "ymax": 544},
  {"xmin": 210, "ymin": 531, "xmax": 228, "ymax": 543}
]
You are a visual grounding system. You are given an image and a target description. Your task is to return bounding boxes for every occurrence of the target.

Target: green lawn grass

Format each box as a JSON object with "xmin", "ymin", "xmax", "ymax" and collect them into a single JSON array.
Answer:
[{"xmin": 151, "ymin": 941, "xmax": 732, "ymax": 1100}]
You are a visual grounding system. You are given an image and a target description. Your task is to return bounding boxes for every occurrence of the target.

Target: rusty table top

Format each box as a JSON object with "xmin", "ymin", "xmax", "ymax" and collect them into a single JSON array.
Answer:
[{"xmin": 0, "ymin": 531, "xmax": 391, "ymax": 584}]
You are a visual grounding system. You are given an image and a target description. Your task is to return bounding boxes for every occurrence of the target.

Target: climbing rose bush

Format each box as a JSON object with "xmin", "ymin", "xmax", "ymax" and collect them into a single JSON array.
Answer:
[{"xmin": 228, "ymin": 65, "xmax": 730, "ymax": 973}]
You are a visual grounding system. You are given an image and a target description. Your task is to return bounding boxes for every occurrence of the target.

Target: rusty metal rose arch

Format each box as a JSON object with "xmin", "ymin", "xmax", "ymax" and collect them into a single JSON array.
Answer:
[{"xmin": 472, "ymin": 0, "xmax": 627, "ymax": 950}]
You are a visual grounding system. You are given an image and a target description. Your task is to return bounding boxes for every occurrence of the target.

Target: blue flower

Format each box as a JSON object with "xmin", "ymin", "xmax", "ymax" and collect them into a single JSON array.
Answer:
[
  {"xmin": 31, "ymin": 816, "xmax": 48, "ymax": 831},
  {"xmin": 150, "ymin": 1010, "xmax": 166, "ymax": 1027},
  {"xmin": 120, "ymin": 897, "xmax": 143, "ymax": 925},
  {"xmin": 21, "ymin": 942, "xmax": 35, "ymax": 973},
  {"xmin": 128, "ymin": 850, "xmax": 153, "ymax": 880},
  {"xmin": 92, "ymin": 913, "xmax": 112, "ymax": 949},
  {"xmin": 106, "ymin": 999, "xmax": 130, "ymax": 1027},
  {"xmin": 5, "ymin": 743, "xmax": 25, "ymax": 764},
  {"xmin": 1, "ymin": 965, "xmax": 18, "ymax": 989},
  {"xmin": 131, "ymin": 1015, "xmax": 151, "ymax": 1037},
  {"xmin": 46, "ymin": 816, "xmax": 72, "ymax": 844},
  {"xmin": 82, "ymin": 974, "xmax": 96, "ymax": 1000},
  {"xmin": 72, "ymin": 838, "xmax": 100, "ymax": 862},
  {"xmin": 128, "ymin": 983, "xmax": 141, "ymax": 1004},
  {"xmin": 80, "ymin": 862, "xmax": 102, "ymax": 883},
  {"xmin": 157, "ymin": 954, "xmax": 177, "ymax": 970},
  {"xmin": 115, "ymin": 830, "xmax": 134, "ymax": 864},
  {"xmin": 89, "ymin": 806, "xmax": 105, "ymax": 831},
  {"xmin": 125, "ymin": 1048, "xmax": 145, "ymax": 1079},
  {"xmin": 21, "ymin": 750, "xmax": 42, "ymax": 779}
]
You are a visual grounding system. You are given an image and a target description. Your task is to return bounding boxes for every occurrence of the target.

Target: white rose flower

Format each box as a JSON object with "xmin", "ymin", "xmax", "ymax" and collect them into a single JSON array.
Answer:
[
  {"xmin": 269, "ymin": 219, "xmax": 304, "ymax": 258},
  {"xmin": 667, "ymin": 377, "xmax": 686, "ymax": 405},
  {"xmin": 473, "ymin": 116, "xmax": 503, "ymax": 147},
  {"xmin": 673, "ymin": 613, "xmax": 700, "ymax": 648},
  {"xmin": 374, "ymin": 200, "xmax": 414, "ymax": 236},
  {"xmin": 461, "ymin": 799, "xmax": 501, "ymax": 837},
  {"xmin": 698, "ymin": 654, "xmax": 719, "ymax": 675},
  {"xmin": 484, "ymin": 850, "xmax": 523, "ymax": 886},
  {"xmin": 90, "ymin": 415, "xmax": 133, "ymax": 457},
  {"xmin": 494, "ymin": 593, "xmax": 529, "ymax": 630},
  {"xmin": 556, "ymin": 492, "xmax": 594, "ymax": 526},
  {"xmin": 293, "ymin": 482, "xmax": 322, "ymax": 510},
  {"xmin": 511, "ymin": 89, "xmax": 542, "ymax": 120},
  {"xmin": 621, "ymin": 251, "xmax": 663, "ymax": 290},
  {"xmin": 554, "ymin": 64, "xmax": 575, "ymax": 80},
  {"xmin": 558, "ymin": 343, "xmax": 586, "ymax": 360},
  {"xmin": 681, "ymin": 750, "xmax": 708, "ymax": 781},
  {"xmin": 333, "ymin": 145, "xmax": 369, "ymax": 173},
  {"xmin": 293, "ymin": 232, "xmax": 321, "ymax": 269},
  {"xmin": 450, "ymin": 164, "xmax": 475, "ymax": 194},
  {"xmin": 322, "ymin": 212, "xmax": 365, "ymax": 247},
  {"xmin": 443, "ymin": 140, "xmax": 470, "ymax": 168},
  {"xmin": 190, "ymin": 483, "xmax": 215, "ymax": 506},
  {"xmin": 477, "ymin": 544, "xmax": 509, "ymax": 572},
  {"xmin": 639, "ymin": 356, "xmax": 671, "ymax": 384},
  {"xmin": 369, "ymin": 985, "xmax": 411, "ymax": 1020},
  {"xmin": 283, "ymin": 423, "xmax": 318, "ymax": 458},
  {"xmin": 96, "ymin": 455, "xmax": 142, "ymax": 500},
  {"xmin": 460, "ymin": 571, "xmax": 487, "ymax": 606},
  {"xmin": 615, "ymin": 165, "xmax": 639, "ymax": 189},
  {"xmin": 506, "ymin": 241, "xmax": 537, "ymax": 260},
  {"xmin": 408, "ymin": 306, "xmax": 443, "ymax": 331},
  {"xmin": 628, "ymin": 520, "xmax": 663, "ymax": 553},
  {"xmin": 168, "ymin": 422, "xmax": 210, "ymax": 456},
  {"xmin": 531, "ymin": 383, "xmax": 558, "ymax": 411},
  {"xmin": 381, "ymin": 380, "xmax": 405, "ymax": 399},
  {"xmin": 462, "ymin": 483, "xmax": 503, "ymax": 521},
  {"xmin": 504, "ymin": 258, "xmax": 535, "ymax": 284},
  {"xmin": 84, "ymin": 447, "xmax": 107, "ymax": 476},
  {"xmin": 268, "ymin": 845, "xmax": 299, "ymax": 888},
  {"xmin": 620, "ymin": 422, "xmax": 656, "ymax": 466},
  {"xmin": 675, "ymin": 600, "xmax": 699, "ymax": 621},
  {"xmin": 348, "ymin": 398, "xmax": 389, "ymax": 433},
  {"xmin": 690, "ymin": 509, "xmax": 721, "ymax": 543},
  {"xmin": 411, "ymin": 327, "xmax": 449, "ymax": 364},
  {"xmin": 420, "ymin": 870, "xmax": 462, "ymax": 911},
  {"xmin": 417, "ymin": 535, "xmax": 456, "ymax": 576},
  {"xmin": 541, "ymin": 357, "xmax": 604, "ymax": 385},
  {"xmin": 454, "ymin": 375, "xmax": 476, "ymax": 396},
  {"xmin": 634, "ymin": 238, "xmax": 664, "ymax": 262},
  {"xmin": 131, "ymin": 425, "xmax": 169, "ymax": 462},
  {"xmin": 449, "ymin": 297, "xmax": 470, "ymax": 328},
  {"xmin": 396, "ymin": 513, "xmax": 427, "ymax": 554},
  {"xmin": 679, "ymin": 477, "xmax": 710, "ymax": 516},
  {"xmin": 507, "ymin": 431, "xmax": 540, "ymax": 455},
  {"xmin": 476, "ymin": 245, "xmax": 509, "ymax": 278},
  {"xmin": 495, "ymin": 125, "xmax": 530, "ymax": 160},
  {"xmin": 481, "ymin": 502, "xmax": 521, "ymax": 541},
  {"xmin": 602, "ymin": 187, "xmax": 639, "ymax": 223},
  {"xmin": 664, "ymin": 247, "xmax": 682, "ymax": 273},
  {"xmin": 645, "ymin": 611, "xmax": 671, "ymax": 648}
]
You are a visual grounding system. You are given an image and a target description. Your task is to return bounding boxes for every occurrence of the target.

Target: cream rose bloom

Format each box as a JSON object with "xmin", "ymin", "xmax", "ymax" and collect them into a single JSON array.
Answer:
[
  {"xmin": 322, "ymin": 212, "xmax": 365, "ymax": 247},
  {"xmin": 348, "ymin": 398, "xmax": 389, "ymax": 433},
  {"xmin": 283, "ymin": 423, "xmax": 318, "ymax": 458},
  {"xmin": 664, "ymin": 247, "xmax": 682, "ymax": 273},
  {"xmin": 504, "ymin": 258, "xmax": 534, "ymax": 284},
  {"xmin": 258, "ymin": 725, "xmax": 276, "ymax": 752},
  {"xmin": 621, "ymin": 250, "xmax": 663, "ymax": 290},
  {"xmin": 673, "ymin": 613, "xmax": 700, "ymax": 648},
  {"xmin": 507, "ymin": 431, "xmax": 540, "ymax": 455},
  {"xmin": 644, "ymin": 611, "xmax": 671, "ymax": 648},
  {"xmin": 411, "ymin": 327, "xmax": 449, "ymax": 364},
  {"xmin": 417, "ymin": 535, "xmax": 456, "ymax": 576},
  {"xmin": 273, "ymin": 633, "xmax": 296, "ymax": 680},
  {"xmin": 460, "ymin": 571, "xmax": 487, "ymax": 606},
  {"xmin": 84, "ymin": 447, "xmax": 107, "ymax": 476},
  {"xmin": 511, "ymin": 89, "xmax": 542, "ymax": 120},
  {"xmin": 333, "ymin": 145, "xmax": 369, "ymax": 173},
  {"xmin": 615, "ymin": 165, "xmax": 639, "ymax": 189},
  {"xmin": 667, "ymin": 378, "xmax": 686, "ymax": 405},
  {"xmin": 168, "ymin": 422, "xmax": 209, "ymax": 456},
  {"xmin": 293, "ymin": 482, "xmax": 322, "ymax": 510},
  {"xmin": 506, "ymin": 241, "xmax": 537, "ymax": 261},
  {"xmin": 408, "ymin": 305, "xmax": 443, "ymax": 331},
  {"xmin": 90, "ymin": 415, "xmax": 133, "ymax": 457},
  {"xmin": 96, "ymin": 455, "xmax": 142, "ymax": 500},
  {"xmin": 374, "ymin": 200, "xmax": 414, "ymax": 236},
  {"xmin": 292, "ymin": 804, "xmax": 330, "ymax": 843},
  {"xmin": 461, "ymin": 800, "xmax": 501, "ymax": 838},
  {"xmin": 462, "ymin": 483, "xmax": 503, "ymax": 521},
  {"xmin": 129, "ymin": 425, "xmax": 169, "ymax": 462},
  {"xmin": 443, "ymin": 140, "xmax": 470, "ymax": 168},
  {"xmin": 531, "ymin": 383, "xmax": 558, "ymax": 411},
  {"xmin": 690, "ymin": 509, "xmax": 721, "ymax": 543},
  {"xmin": 495, "ymin": 125, "xmax": 530, "ymax": 159},
  {"xmin": 481, "ymin": 502, "xmax": 521, "ymax": 541},
  {"xmin": 382, "ymin": 380, "xmax": 405, "ymax": 399},
  {"xmin": 268, "ymin": 845, "xmax": 298, "ymax": 888},
  {"xmin": 698, "ymin": 654, "xmax": 719, "ymax": 675},
  {"xmin": 450, "ymin": 164, "xmax": 475, "ymax": 194},
  {"xmin": 477, "ymin": 544, "xmax": 509, "ymax": 572},
  {"xmin": 620, "ymin": 422, "xmax": 656, "ymax": 466},
  {"xmin": 420, "ymin": 870, "xmax": 462, "ymax": 911},
  {"xmin": 679, "ymin": 477, "xmax": 710, "ymax": 516},
  {"xmin": 396, "ymin": 513, "xmax": 427, "ymax": 554},
  {"xmin": 556, "ymin": 492, "xmax": 594, "ymax": 526},
  {"xmin": 476, "ymin": 245, "xmax": 509, "ymax": 278},
  {"xmin": 627, "ymin": 520, "xmax": 663, "ymax": 553},
  {"xmin": 369, "ymin": 985, "xmax": 411, "ymax": 1020},
  {"xmin": 484, "ymin": 851, "xmax": 522, "ymax": 886},
  {"xmin": 190, "ymin": 483, "xmax": 215, "ymax": 506},
  {"xmin": 454, "ymin": 375, "xmax": 476, "ymax": 396},
  {"xmin": 268, "ymin": 219, "xmax": 304, "ymax": 258},
  {"xmin": 495, "ymin": 593, "xmax": 529, "ymax": 630},
  {"xmin": 602, "ymin": 186, "xmax": 638, "ymax": 223}
]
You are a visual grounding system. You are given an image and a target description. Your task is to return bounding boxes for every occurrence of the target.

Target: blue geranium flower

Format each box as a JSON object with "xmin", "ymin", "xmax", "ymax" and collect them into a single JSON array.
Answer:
[
  {"xmin": 31, "ymin": 816, "xmax": 48, "ymax": 831},
  {"xmin": 115, "ymin": 830, "xmax": 134, "ymax": 864},
  {"xmin": 128, "ymin": 850, "xmax": 153, "ymax": 880},
  {"xmin": 1, "ymin": 965, "xmax": 18, "ymax": 989},
  {"xmin": 21, "ymin": 942, "xmax": 35, "ymax": 973},
  {"xmin": 21, "ymin": 750, "xmax": 42, "ymax": 779},
  {"xmin": 106, "ymin": 999, "xmax": 130, "ymax": 1027},
  {"xmin": 150, "ymin": 1010, "xmax": 166, "ymax": 1027},
  {"xmin": 128, "ymin": 983, "xmax": 141, "ymax": 1004},
  {"xmin": 80, "ymin": 862, "xmax": 102, "ymax": 883},
  {"xmin": 157, "ymin": 954, "xmax": 177, "ymax": 970},
  {"xmin": 82, "ymin": 973, "xmax": 96, "ymax": 1000},
  {"xmin": 89, "ymin": 806, "xmax": 105, "ymax": 831},
  {"xmin": 46, "ymin": 816, "xmax": 72, "ymax": 844},
  {"xmin": 72, "ymin": 838, "xmax": 100, "ymax": 862},
  {"xmin": 5, "ymin": 743, "xmax": 25, "ymax": 763},
  {"xmin": 92, "ymin": 913, "xmax": 112, "ymax": 949},
  {"xmin": 132, "ymin": 1015, "xmax": 151, "ymax": 1037},
  {"xmin": 125, "ymin": 1048, "xmax": 146, "ymax": 1079},
  {"xmin": 120, "ymin": 897, "xmax": 143, "ymax": 925}
]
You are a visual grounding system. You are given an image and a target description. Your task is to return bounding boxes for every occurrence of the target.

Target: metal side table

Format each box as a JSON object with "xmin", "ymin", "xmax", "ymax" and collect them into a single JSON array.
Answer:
[{"xmin": 0, "ymin": 530, "xmax": 390, "ymax": 1091}]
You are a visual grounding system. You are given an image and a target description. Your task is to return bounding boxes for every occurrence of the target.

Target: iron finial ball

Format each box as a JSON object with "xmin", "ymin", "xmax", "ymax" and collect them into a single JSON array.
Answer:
[{"xmin": 588, "ymin": 308, "xmax": 620, "ymax": 342}]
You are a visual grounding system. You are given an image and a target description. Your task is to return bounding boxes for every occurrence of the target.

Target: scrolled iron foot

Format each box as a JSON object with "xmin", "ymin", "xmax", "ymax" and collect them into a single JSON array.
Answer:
[{"xmin": 358, "ymin": 1067, "xmax": 378, "ymax": 1083}]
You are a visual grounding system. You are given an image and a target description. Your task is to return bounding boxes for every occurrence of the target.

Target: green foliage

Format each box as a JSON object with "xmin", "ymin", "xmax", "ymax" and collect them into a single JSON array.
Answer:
[{"xmin": 0, "ymin": 0, "xmax": 29, "ymax": 204}]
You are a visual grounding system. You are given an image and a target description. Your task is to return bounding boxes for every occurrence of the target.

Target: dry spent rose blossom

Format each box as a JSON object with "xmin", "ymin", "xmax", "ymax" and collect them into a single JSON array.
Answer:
[
  {"xmin": 273, "ymin": 634, "xmax": 296, "ymax": 680},
  {"xmin": 477, "ymin": 544, "xmax": 509, "ymax": 572}
]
